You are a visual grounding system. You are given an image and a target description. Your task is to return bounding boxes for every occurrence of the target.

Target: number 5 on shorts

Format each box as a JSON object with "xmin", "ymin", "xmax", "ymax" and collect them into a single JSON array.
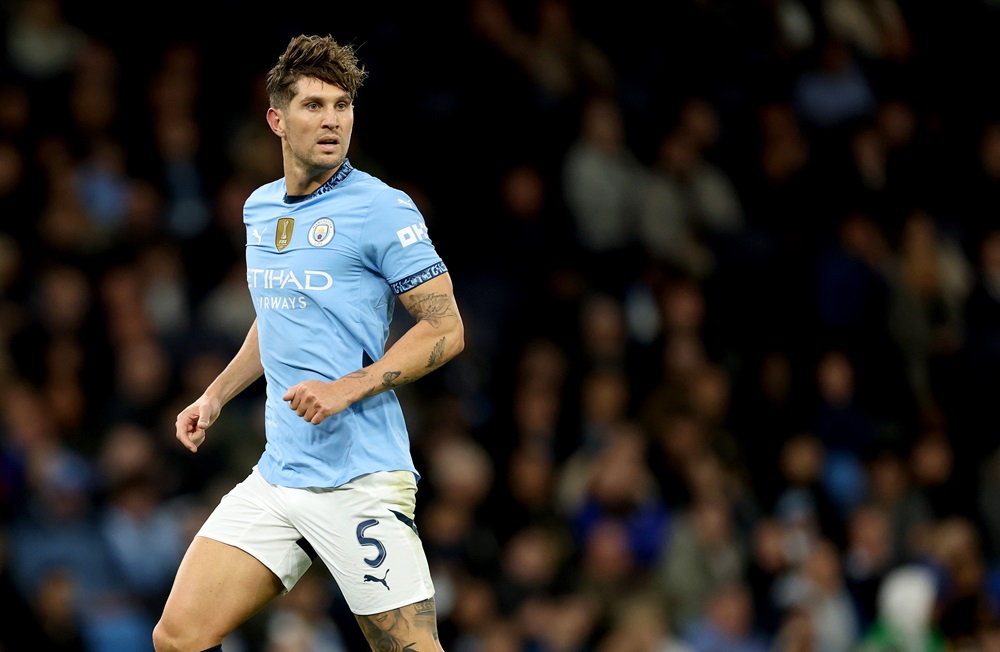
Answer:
[{"xmin": 356, "ymin": 519, "xmax": 386, "ymax": 567}]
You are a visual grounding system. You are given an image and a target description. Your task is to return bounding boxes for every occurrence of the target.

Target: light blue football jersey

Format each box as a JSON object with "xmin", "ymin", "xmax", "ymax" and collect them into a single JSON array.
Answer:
[{"xmin": 243, "ymin": 160, "xmax": 446, "ymax": 488}]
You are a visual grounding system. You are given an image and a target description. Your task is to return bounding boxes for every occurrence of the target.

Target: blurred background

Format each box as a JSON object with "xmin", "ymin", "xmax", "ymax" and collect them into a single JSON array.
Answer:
[{"xmin": 3, "ymin": 0, "xmax": 1000, "ymax": 650}]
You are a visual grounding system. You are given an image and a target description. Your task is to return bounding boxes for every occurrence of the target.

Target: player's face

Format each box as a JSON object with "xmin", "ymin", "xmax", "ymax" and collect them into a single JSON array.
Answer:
[{"xmin": 279, "ymin": 76, "xmax": 354, "ymax": 176}]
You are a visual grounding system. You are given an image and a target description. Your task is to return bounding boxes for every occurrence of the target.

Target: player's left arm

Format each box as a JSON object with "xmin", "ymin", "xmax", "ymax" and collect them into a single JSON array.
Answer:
[
  {"xmin": 283, "ymin": 272, "xmax": 464, "ymax": 424},
  {"xmin": 389, "ymin": 270, "xmax": 465, "ymax": 374}
]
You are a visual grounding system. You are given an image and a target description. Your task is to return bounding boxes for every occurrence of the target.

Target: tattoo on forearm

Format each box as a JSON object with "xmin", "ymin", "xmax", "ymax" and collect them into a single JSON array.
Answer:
[
  {"xmin": 426, "ymin": 337, "xmax": 445, "ymax": 369},
  {"xmin": 362, "ymin": 370, "xmax": 402, "ymax": 398},
  {"xmin": 406, "ymin": 292, "xmax": 452, "ymax": 328},
  {"xmin": 362, "ymin": 370, "xmax": 411, "ymax": 398}
]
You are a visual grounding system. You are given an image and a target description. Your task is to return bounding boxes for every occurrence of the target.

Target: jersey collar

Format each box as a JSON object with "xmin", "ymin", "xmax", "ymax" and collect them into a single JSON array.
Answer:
[{"xmin": 284, "ymin": 158, "xmax": 354, "ymax": 204}]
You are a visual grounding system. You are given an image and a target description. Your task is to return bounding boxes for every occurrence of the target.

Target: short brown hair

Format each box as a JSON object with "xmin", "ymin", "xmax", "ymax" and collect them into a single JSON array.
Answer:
[{"xmin": 265, "ymin": 34, "xmax": 368, "ymax": 110}]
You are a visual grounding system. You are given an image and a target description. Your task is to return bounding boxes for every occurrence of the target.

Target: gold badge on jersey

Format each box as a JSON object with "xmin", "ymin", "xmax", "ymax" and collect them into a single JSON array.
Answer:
[{"xmin": 275, "ymin": 217, "xmax": 295, "ymax": 252}]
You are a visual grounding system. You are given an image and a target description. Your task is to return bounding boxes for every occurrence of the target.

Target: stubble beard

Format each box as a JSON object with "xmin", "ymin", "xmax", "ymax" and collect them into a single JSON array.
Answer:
[{"xmin": 297, "ymin": 148, "xmax": 346, "ymax": 181}]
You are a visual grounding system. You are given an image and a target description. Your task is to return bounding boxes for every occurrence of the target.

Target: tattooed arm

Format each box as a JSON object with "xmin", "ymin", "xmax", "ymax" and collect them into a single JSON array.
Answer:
[
  {"xmin": 283, "ymin": 272, "xmax": 465, "ymax": 425},
  {"xmin": 380, "ymin": 271, "xmax": 465, "ymax": 386}
]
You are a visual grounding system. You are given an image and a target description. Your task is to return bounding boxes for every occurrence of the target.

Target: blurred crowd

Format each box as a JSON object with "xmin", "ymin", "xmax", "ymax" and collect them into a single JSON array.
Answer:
[{"xmin": 3, "ymin": 0, "xmax": 1000, "ymax": 650}]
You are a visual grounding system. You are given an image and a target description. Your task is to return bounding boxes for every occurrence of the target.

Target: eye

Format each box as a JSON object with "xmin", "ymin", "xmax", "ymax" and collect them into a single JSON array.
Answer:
[
  {"xmin": 336, "ymin": 102, "xmax": 349, "ymax": 110},
  {"xmin": 307, "ymin": 102, "xmax": 321, "ymax": 110}
]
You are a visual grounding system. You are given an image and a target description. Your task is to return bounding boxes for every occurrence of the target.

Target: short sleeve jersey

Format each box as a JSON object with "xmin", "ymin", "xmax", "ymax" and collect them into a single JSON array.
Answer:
[{"xmin": 243, "ymin": 160, "xmax": 446, "ymax": 488}]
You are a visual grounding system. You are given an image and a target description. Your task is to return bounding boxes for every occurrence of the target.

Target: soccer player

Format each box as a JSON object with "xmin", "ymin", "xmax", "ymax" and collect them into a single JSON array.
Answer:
[{"xmin": 152, "ymin": 34, "xmax": 464, "ymax": 652}]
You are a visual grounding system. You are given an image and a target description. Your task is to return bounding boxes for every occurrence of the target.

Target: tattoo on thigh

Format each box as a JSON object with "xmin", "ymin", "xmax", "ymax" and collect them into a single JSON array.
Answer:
[{"xmin": 356, "ymin": 598, "xmax": 439, "ymax": 651}]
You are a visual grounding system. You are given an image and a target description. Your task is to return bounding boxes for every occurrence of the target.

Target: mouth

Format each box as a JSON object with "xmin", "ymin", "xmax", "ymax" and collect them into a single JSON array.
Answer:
[{"xmin": 317, "ymin": 137, "xmax": 340, "ymax": 152}]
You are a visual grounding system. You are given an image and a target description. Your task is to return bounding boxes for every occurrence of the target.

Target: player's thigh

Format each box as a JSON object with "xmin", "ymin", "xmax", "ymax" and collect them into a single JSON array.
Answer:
[
  {"xmin": 355, "ymin": 596, "xmax": 444, "ymax": 651},
  {"xmin": 290, "ymin": 471, "xmax": 436, "ymax": 616},
  {"xmin": 158, "ymin": 536, "xmax": 284, "ymax": 641},
  {"xmin": 158, "ymin": 468, "xmax": 313, "ymax": 646},
  {"xmin": 193, "ymin": 468, "xmax": 315, "ymax": 592}
]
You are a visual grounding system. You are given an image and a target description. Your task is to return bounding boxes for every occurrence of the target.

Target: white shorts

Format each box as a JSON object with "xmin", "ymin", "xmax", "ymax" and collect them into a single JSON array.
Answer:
[{"xmin": 196, "ymin": 466, "xmax": 435, "ymax": 615}]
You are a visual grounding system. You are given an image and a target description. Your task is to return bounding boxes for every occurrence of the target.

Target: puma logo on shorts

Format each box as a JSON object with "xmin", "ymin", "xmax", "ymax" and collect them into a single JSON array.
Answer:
[{"xmin": 364, "ymin": 568, "xmax": 390, "ymax": 590}]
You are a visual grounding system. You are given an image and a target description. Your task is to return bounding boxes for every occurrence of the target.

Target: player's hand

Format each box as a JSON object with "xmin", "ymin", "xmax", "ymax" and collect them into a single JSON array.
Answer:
[
  {"xmin": 283, "ymin": 380, "xmax": 347, "ymax": 425},
  {"xmin": 175, "ymin": 395, "xmax": 220, "ymax": 453}
]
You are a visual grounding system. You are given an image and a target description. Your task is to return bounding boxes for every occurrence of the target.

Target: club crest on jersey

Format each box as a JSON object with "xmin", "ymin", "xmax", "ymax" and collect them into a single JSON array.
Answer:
[
  {"xmin": 308, "ymin": 218, "xmax": 335, "ymax": 247},
  {"xmin": 275, "ymin": 217, "xmax": 295, "ymax": 252}
]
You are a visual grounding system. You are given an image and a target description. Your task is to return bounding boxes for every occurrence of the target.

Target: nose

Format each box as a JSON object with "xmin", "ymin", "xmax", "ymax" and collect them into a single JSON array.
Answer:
[{"xmin": 322, "ymin": 106, "xmax": 340, "ymax": 128}]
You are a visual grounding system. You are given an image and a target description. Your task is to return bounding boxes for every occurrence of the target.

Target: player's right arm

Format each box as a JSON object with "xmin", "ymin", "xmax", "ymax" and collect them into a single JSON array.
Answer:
[{"xmin": 175, "ymin": 318, "xmax": 264, "ymax": 453}]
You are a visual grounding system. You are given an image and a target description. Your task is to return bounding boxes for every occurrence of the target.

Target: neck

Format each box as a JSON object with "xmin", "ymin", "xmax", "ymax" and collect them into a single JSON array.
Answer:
[
  {"xmin": 286, "ymin": 165, "xmax": 339, "ymax": 196},
  {"xmin": 283, "ymin": 159, "xmax": 353, "ymax": 202}
]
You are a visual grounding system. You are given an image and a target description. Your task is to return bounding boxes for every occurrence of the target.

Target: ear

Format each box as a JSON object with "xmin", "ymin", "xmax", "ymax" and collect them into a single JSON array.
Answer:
[{"xmin": 266, "ymin": 107, "xmax": 284, "ymax": 137}]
